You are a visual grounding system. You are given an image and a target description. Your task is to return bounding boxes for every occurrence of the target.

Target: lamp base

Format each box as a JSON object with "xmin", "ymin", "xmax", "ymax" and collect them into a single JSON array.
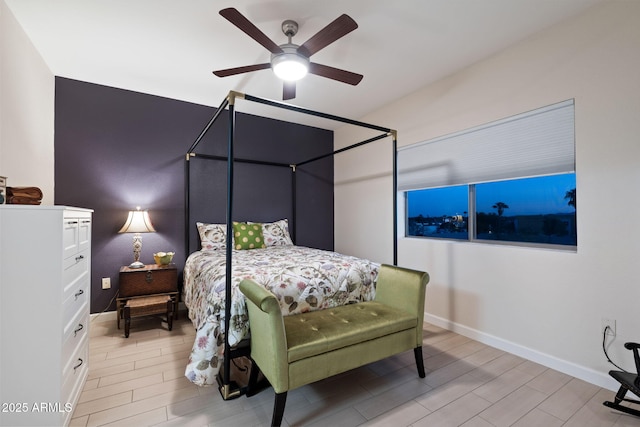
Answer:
[{"xmin": 128, "ymin": 261, "xmax": 145, "ymax": 269}]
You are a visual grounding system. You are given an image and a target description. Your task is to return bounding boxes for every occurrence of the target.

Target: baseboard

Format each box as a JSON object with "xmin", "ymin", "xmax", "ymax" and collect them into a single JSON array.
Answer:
[
  {"xmin": 91, "ymin": 310, "xmax": 117, "ymax": 323},
  {"xmin": 423, "ymin": 312, "xmax": 620, "ymax": 393}
]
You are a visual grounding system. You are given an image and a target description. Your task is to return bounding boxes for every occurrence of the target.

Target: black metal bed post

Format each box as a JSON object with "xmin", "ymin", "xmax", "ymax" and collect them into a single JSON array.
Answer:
[
  {"xmin": 185, "ymin": 153, "xmax": 191, "ymax": 262},
  {"xmin": 185, "ymin": 95, "xmax": 230, "ymax": 253},
  {"xmin": 291, "ymin": 165, "xmax": 297, "ymax": 244},
  {"xmin": 222, "ymin": 92, "xmax": 238, "ymax": 400},
  {"xmin": 392, "ymin": 131, "xmax": 398, "ymax": 266}
]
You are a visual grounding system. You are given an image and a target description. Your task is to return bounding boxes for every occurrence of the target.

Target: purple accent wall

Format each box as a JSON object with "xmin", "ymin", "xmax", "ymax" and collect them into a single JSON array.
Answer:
[{"xmin": 54, "ymin": 78, "xmax": 333, "ymax": 313}]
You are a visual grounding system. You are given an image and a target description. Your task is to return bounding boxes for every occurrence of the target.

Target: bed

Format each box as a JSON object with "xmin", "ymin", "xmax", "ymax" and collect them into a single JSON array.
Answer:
[
  {"xmin": 183, "ymin": 219, "xmax": 380, "ymax": 386},
  {"xmin": 184, "ymin": 91, "xmax": 398, "ymax": 397}
]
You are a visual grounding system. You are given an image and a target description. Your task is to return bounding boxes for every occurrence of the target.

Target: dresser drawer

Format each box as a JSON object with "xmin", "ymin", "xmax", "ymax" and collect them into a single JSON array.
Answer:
[
  {"xmin": 119, "ymin": 265, "xmax": 177, "ymax": 297},
  {"xmin": 78, "ymin": 218, "xmax": 91, "ymax": 253},
  {"xmin": 63, "ymin": 277, "xmax": 88, "ymax": 319},
  {"xmin": 63, "ymin": 216, "xmax": 91, "ymax": 257},
  {"xmin": 61, "ymin": 336, "xmax": 88, "ymax": 408},
  {"xmin": 63, "ymin": 218, "xmax": 81, "ymax": 259},
  {"xmin": 62, "ymin": 305, "xmax": 89, "ymax": 364},
  {"xmin": 63, "ymin": 249, "xmax": 89, "ymax": 302}
]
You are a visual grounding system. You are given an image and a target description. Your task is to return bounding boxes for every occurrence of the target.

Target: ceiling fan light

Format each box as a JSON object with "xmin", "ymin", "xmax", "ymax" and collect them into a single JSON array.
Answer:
[{"xmin": 272, "ymin": 53, "xmax": 309, "ymax": 81}]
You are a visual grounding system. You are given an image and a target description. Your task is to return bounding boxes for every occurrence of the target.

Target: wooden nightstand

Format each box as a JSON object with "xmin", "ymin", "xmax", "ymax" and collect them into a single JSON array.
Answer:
[{"xmin": 117, "ymin": 264, "xmax": 178, "ymax": 330}]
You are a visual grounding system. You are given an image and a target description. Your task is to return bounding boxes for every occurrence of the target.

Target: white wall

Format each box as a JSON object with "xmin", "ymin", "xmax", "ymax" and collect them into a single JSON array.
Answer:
[
  {"xmin": 335, "ymin": 0, "xmax": 640, "ymax": 391},
  {"xmin": 0, "ymin": 1, "xmax": 54, "ymax": 205}
]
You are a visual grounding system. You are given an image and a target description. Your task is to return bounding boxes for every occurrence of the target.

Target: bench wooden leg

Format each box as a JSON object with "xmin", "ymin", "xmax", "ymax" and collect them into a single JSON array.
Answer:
[
  {"xmin": 124, "ymin": 305, "xmax": 131, "ymax": 338},
  {"xmin": 166, "ymin": 299, "xmax": 173, "ymax": 331},
  {"xmin": 272, "ymin": 391, "xmax": 287, "ymax": 427},
  {"xmin": 117, "ymin": 302, "xmax": 121, "ymax": 329},
  {"xmin": 414, "ymin": 346, "xmax": 426, "ymax": 378}
]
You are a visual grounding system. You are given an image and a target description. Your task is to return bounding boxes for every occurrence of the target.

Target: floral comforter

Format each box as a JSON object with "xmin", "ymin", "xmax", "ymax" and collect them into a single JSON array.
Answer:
[{"xmin": 183, "ymin": 245, "xmax": 380, "ymax": 386}]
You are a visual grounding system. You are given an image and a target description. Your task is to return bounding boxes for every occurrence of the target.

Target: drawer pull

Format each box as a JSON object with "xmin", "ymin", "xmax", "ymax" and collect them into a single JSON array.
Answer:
[
  {"xmin": 74, "ymin": 289, "xmax": 84, "ymax": 300},
  {"xmin": 66, "ymin": 220, "xmax": 78, "ymax": 225},
  {"xmin": 75, "ymin": 254, "xmax": 84, "ymax": 262},
  {"xmin": 145, "ymin": 271, "xmax": 153, "ymax": 283},
  {"xmin": 74, "ymin": 323, "xmax": 84, "ymax": 337},
  {"xmin": 73, "ymin": 358, "xmax": 83, "ymax": 371}
]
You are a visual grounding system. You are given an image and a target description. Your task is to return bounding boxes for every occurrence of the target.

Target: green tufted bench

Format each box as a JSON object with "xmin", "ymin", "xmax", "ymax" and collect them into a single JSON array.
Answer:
[{"xmin": 239, "ymin": 263, "xmax": 430, "ymax": 427}]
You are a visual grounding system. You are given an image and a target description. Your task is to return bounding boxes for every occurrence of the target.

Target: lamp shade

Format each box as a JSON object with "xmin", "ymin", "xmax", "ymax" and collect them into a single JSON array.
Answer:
[{"xmin": 118, "ymin": 207, "xmax": 156, "ymax": 234}]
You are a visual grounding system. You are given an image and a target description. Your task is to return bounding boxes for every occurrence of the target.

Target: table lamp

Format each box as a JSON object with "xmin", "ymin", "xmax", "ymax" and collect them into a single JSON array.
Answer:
[{"xmin": 119, "ymin": 206, "xmax": 156, "ymax": 268}]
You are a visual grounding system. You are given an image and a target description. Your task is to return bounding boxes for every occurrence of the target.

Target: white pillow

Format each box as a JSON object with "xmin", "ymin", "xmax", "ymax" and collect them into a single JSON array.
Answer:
[
  {"xmin": 260, "ymin": 219, "xmax": 294, "ymax": 246},
  {"xmin": 196, "ymin": 222, "xmax": 227, "ymax": 250}
]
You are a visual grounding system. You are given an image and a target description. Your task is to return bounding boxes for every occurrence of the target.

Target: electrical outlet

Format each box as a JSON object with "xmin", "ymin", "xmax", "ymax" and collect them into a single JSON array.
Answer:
[
  {"xmin": 602, "ymin": 318, "xmax": 616, "ymax": 336},
  {"xmin": 102, "ymin": 277, "xmax": 111, "ymax": 289}
]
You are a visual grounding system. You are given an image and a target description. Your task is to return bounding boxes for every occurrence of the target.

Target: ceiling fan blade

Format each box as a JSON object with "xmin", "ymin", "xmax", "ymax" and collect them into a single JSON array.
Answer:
[
  {"xmin": 308, "ymin": 62, "xmax": 363, "ymax": 85},
  {"xmin": 212, "ymin": 63, "xmax": 271, "ymax": 78},
  {"xmin": 298, "ymin": 14, "xmax": 358, "ymax": 57},
  {"xmin": 283, "ymin": 81, "xmax": 296, "ymax": 100},
  {"xmin": 219, "ymin": 8, "xmax": 283, "ymax": 54}
]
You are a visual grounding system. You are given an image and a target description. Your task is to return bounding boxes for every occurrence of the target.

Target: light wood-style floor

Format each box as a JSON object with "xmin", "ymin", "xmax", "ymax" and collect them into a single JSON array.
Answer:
[{"xmin": 70, "ymin": 312, "xmax": 639, "ymax": 427}]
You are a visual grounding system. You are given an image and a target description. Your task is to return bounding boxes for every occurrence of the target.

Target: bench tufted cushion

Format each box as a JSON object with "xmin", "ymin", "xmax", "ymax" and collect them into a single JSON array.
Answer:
[{"xmin": 283, "ymin": 302, "xmax": 416, "ymax": 363}]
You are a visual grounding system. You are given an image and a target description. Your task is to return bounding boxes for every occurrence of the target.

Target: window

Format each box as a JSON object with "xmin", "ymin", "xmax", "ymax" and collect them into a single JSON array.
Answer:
[
  {"xmin": 399, "ymin": 100, "xmax": 576, "ymax": 248},
  {"xmin": 407, "ymin": 185, "xmax": 468, "ymax": 239},
  {"xmin": 475, "ymin": 174, "xmax": 576, "ymax": 245}
]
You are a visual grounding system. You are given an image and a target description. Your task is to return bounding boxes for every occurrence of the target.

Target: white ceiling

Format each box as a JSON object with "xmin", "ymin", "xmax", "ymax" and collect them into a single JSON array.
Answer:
[{"xmin": 6, "ymin": 0, "xmax": 603, "ymax": 128}]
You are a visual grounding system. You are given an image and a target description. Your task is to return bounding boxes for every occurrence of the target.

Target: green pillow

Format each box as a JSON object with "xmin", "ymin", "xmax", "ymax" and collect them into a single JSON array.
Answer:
[{"xmin": 233, "ymin": 222, "xmax": 266, "ymax": 250}]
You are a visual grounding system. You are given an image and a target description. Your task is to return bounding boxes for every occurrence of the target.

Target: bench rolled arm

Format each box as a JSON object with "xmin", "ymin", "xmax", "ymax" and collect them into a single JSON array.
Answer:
[
  {"xmin": 374, "ymin": 264, "xmax": 430, "ymax": 346},
  {"xmin": 240, "ymin": 278, "xmax": 281, "ymax": 314},
  {"xmin": 239, "ymin": 279, "xmax": 290, "ymax": 393}
]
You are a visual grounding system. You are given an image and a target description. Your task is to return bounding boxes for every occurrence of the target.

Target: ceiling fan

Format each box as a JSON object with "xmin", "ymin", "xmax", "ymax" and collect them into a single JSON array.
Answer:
[{"xmin": 212, "ymin": 8, "xmax": 363, "ymax": 100}]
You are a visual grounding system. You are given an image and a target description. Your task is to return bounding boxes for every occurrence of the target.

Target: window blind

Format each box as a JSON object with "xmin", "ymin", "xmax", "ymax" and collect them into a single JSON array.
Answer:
[{"xmin": 397, "ymin": 99, "xmax": 575, "ymax": 191}]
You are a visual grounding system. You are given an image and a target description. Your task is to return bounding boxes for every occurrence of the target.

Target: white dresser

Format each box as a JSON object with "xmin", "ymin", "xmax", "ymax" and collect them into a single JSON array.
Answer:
[{"xmin": 0, "ymin": 205, "xmax": 92, "ymax": 426}]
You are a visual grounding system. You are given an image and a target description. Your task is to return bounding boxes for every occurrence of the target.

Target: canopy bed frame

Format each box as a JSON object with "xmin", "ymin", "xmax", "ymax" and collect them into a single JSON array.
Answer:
[{"xmin": 184, "ymin": 90, "xmax": 398, "ymax": 400}]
